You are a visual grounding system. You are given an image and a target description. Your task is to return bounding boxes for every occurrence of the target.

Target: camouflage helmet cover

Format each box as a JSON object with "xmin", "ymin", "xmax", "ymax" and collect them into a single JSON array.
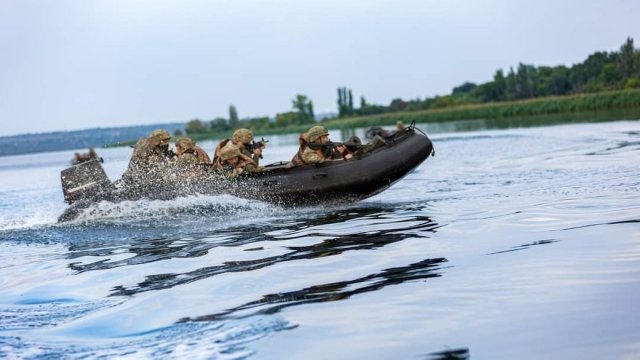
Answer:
[
  {"xmin": 232, "ymin": 128, "xmax": 254, "ymax": 144},
  {"xmin": 149, "ymin": 129, "xmax": 171, "ymax": 144},
  {"xmin": 175, "ymin": 137, "xmax": 195, "ymax": 150},
  {"xmin": 308, "ymin": 126, "xmax": 329, "ymax": 143},
  {"xmin": 220, "ymin": 145, "xmax": 241, "ymax": 161}
]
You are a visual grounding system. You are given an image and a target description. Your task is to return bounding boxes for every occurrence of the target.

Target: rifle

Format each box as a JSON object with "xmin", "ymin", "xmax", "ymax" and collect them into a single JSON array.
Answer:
[
  {"xmin": 246, "ymin": 138, "xmax": 270, "ymax": 159},
  {"xmin": 308, "ymin": 136, "xmax": 364, "ymax": 154}
]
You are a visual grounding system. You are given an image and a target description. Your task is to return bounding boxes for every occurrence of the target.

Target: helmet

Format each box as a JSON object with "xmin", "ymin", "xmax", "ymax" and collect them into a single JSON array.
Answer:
[
  {"xmin": 220, "ymin": 145, "xmax": 241, "ymax": 161},
  {"xmin": 232, "ymin": 128, "xmax": 253, "ymax": 144},
  {"xmin": 175, "ymin": 137, "xmax": 195, "ymax": 150},
  {"xmin": 308, "ymin": 126, "xmax": 329, "ymax": 143},
  {"xmin": 149, "ymin": 129, "xmax": 171, "ymax": 144}
]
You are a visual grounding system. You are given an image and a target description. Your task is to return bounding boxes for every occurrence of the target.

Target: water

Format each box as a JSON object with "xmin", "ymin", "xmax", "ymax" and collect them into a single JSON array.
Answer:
[{"xmin": 1, "ymin": 120, "xmax": 639, "ymax": 359}]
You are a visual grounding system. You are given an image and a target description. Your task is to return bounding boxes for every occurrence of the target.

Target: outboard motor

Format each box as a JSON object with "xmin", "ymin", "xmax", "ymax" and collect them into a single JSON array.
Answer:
[{"xmin": 61, "ymin": 159, "xmax": 113, "ymax": 204}]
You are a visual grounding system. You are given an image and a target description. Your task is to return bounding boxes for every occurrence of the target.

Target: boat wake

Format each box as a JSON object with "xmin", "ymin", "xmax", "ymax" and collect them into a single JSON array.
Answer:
[
  {"xmin": 68, "ymin": 194, "xmax": 281, "ymax": 224},
  {"xmin": 0, "ymin": 194, "xmax": 294, "ymax": 245}
]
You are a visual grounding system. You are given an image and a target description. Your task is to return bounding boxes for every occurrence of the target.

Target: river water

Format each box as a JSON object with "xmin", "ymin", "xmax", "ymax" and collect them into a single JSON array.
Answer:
[{"xmin": 0, "ymin": 119, "xmax": 639, "ymax": 359}]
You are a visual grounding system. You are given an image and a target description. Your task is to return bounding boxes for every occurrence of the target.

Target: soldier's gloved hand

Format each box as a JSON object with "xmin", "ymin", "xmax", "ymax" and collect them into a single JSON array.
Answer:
[{"xmin": 253, "ymin": 148, "xmax": 263, "ymax": 157}]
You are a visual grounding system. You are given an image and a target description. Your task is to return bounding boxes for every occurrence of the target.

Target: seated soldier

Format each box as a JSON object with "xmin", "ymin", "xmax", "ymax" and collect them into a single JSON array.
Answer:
[
  {"xmin": 288, "ymin": 126, "xmax": 353, "ymax": 167},
  {"xmin": 172, "ymin": 137, "xmax": 211, "ymax": 179},
  {"xmin": 217, "ymin": 145, "xmax": 262, "ymax": 178},
  {"xmin": 175, "ymin": 137, "xmax": 210, "ymax": 164},
  {"xmin": 213, "ymin": 128, "xmax": 266, "ymax": 168},
  {"xmin": 121, "ymin": 129, "xmax": 176, "ymax": 185}
]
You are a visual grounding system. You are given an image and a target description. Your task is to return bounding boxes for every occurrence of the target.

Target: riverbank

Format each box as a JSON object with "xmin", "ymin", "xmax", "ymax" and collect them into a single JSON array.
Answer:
[
  {"xmin": 108, "ymin": 89, "xmax": 640, "ymax": 147},
  {"xmin": 324, "ymin": 89, "xmax": 640, "ymax": 130},
  {"xmin": 215, "ymin": 90, "xmax": 640, "ymax": 136}
]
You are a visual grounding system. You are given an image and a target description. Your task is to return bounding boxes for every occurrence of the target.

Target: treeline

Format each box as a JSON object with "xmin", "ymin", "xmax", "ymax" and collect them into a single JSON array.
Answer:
[
  {"xmin": 341, "ymin": 37, "xmax": 640, "ymax": 116},
  {"xmin": 178, "ymin": 37, "xmax": 640, "ymax": 138},
  {"xmin": 324, "ymin": 89, "xmax": 640, "ymax": 130},
  {"xmin": 179, "ymin": 95, "xmax": 316, "ymax": 138}
]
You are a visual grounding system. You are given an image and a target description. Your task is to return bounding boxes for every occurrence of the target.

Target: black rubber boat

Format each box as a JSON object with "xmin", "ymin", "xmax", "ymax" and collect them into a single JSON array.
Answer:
[{"xmin": 58, "ymin": 126, "xmax": 434, "ymax": 222}]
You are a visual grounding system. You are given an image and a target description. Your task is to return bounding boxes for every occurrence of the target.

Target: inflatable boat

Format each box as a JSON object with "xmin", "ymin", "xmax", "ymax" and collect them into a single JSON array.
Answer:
[{"xmin": 58, "ymin": 126, "xmax": 434, "ymax": 222}]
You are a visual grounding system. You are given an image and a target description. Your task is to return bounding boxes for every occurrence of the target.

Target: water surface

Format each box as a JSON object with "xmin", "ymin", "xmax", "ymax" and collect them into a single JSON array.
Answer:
[{"xmin": 1, "ymin": 120, "xmax": 639, "ymax": 359}]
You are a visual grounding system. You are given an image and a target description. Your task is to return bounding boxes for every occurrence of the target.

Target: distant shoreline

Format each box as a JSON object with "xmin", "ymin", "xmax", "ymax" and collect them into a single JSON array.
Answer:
[
  {"xmin": 122, "ymin": 89, "xmax": 640, "ymax": 146},
  {"xmin": 3, "ymin": 90, "xmax": 640, "ymax": 157}
]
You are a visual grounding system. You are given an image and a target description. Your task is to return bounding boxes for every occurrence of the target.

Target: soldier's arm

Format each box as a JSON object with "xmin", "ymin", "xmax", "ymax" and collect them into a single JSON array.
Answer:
[{"xmin": 302, "ymin": 149, "xmax": 324, "ymax": 164}]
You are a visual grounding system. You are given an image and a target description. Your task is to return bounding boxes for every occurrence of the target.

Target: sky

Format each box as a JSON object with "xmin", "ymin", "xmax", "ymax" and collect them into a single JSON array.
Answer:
[{"xmin": 1, "ymin": 0, "xmax": 639, "ymax": 136}]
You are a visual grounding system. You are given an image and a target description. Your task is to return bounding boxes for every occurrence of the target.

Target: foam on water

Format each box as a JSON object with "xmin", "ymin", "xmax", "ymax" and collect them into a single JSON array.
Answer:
[
  {"xmin": 1, "ymin": 316, "xmax": 292, "ymax": 359},
  {"xmin": 69, "ymin": 194, "xmax": 282, "ymax": 224}
]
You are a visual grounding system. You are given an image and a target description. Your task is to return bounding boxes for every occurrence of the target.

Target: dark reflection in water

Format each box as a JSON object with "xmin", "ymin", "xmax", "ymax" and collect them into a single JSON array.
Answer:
[
  {"xmin": 557, "ymin": 218, "xmax": 640, "ymax": 231},
  {"xmin": 425, "ymin": 347, "xmax": 470, "ymax": 360},
  {"xmin": 65, "ymin": 205, "xmax": 437, "ymax": 269},
  {"xmin": 180, "ymin": 257, "xmax": 447, "ymax": 322},
  {"xmin": 586, "ymin": 139, "xmax": 640, "ymax": 155},
  {"xmin": 99, "ymin": 206, "xmax": 440, "ymax": 296},
  {"xmin": 487, "ymin": 239, "xmax": 559, "ymax": 255}
]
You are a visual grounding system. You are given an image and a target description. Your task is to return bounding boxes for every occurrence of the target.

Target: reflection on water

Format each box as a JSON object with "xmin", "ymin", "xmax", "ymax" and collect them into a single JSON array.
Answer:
[
  {"xmin": 425, "ymin": 348, "xmax": 470, "ymax": 360},
  {"xmin": 183, "ymin": 257, "xmax": 446, "ymax": 322},
  {"xmin": 1, "ymin": 120, "xmax": 639, "ymax": 359},
  {"xmin": 62, "ymin": 205, "xmax": 440, "ymax": 296}
]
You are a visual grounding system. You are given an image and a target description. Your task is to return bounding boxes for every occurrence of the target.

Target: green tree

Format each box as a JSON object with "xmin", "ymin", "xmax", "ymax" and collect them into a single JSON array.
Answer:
[
  {"xmin": 452, "ymin": 82, "xmax": 477, "ymax": 96},
  {"xmin": 618, "ymin": 37, "xmax": 639, "ymax": 79},
  {"xmin": 247, "ymin": 116, "xmax": 271, "ymax": 129},
  {"xmin": 360, "ymin": 96, "xmax": 367, "ymax": 108},
  {"xmin": 601, "ymin": 63, "xmax": 621, "ymax": 84},
  {"xmin": 229, "ymin": 105, "xmax": 239, "ymax": 129},
  {"xmin": 291, "ymin": 94, "xmax": 315, "ymax": 124},
  {"xmin": 308, "ymin": 100, "xmax": 315, "ymax": 120},
  {"xmin": 505, "ymin": 67, "xmax": 517, "ymax": 100},
  {"xmin": 275, "ymin": 111, "xmax": 299, "ymax": 127},
  {"xmin": 210, "ymin": 117, "xmax": 229, "ymax": 132},
  {"xmin": 337, "ymin": 87, "xmax": 348, "ymax": 117},
  {"xmin": 185, "ymin": 119, "xmax": 207, "ymax": 134},
  {"xmin": 493, "ymin": 69, "xmax": 506, "ymax": 100}
]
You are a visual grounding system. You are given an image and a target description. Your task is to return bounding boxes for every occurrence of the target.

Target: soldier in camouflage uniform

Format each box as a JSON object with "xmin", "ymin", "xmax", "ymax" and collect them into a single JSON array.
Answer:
[
  {"xmin": 213, "ymin": 128, "xmax": 265, "ymax": 169},
  {"xmin": 217, "ymin": 145, "xmax": 262, "ymax": 178},
  {"xmin": 172, "ymin": 137, "xmax": 211, "ymax": 179},
  {"xmin": 288, "ymin": 126, "xmax": 352, "ymax": 167},
  {"xmin": 175, "ymin": 137, "xmax": 210, "ymax": 164},
  {"xmin": 121, "ymin": 129, "xmax": 176, "ymax": 186}
]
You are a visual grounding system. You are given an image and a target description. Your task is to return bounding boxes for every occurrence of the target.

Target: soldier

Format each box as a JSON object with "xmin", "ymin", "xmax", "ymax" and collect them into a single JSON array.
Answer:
[
  {"xmin": 71, "ymin": 147, "xmax": 103, "ymax": 165},
  {"xmin": 121, "ymin": 129, "xmax": 176, "ymax": 185},
  {"xmin": 175, "ymin": 137, "xmax": 210, "ymax": 164},
  {"xmin": 217, "ymin": 145, "xmax": 262, "ymax": 178},
  {"xmin": 213, "ymin": 128, "xmax": 265, "ymax": 168},
  {"xmin": 172, "ymin": 137, "xmax": 211, "ymax": 180},
  {"xmin": 288, "ymin": 126, "xmax": 352, "ymax": 167}
]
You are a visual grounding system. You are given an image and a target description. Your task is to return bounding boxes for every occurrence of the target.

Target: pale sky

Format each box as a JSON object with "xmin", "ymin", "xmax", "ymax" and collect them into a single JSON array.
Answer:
[{"xmin": 1, "ymin": 0, "xmax": 639, "ymax": 136}]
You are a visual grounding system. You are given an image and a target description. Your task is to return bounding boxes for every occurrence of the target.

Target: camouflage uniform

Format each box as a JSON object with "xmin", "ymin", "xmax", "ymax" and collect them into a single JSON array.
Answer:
[
  {"xmin": 213, "ymin": 128, "xmax": 264, "ymax": 171},
  {"xmin": 290, "ymin": 126, "xmax": 331, "ymax": 166},
  {"xmin": 217, "ymin": 145, "xmax": 262, "ymax": 178},
  {"xmin": 232, "ymin": 128, "xmax": 261, "ymax": 165},
  {"xmin": 122, "ymin": 129, "xmax": 175, "ymax": 186},
  {"xmin": 175, "ymin": 138, "xmax": 211, "ymax": 165}
]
